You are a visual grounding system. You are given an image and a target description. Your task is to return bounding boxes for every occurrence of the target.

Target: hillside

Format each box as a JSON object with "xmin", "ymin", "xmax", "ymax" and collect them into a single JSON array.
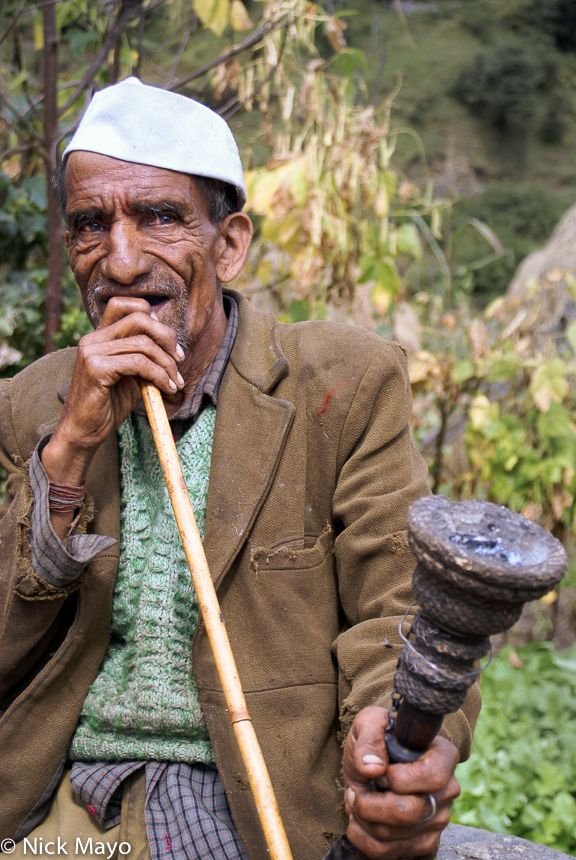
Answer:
[{"xmin": 340, "ymin": 0, "xmax": 576, "ymax": 303}]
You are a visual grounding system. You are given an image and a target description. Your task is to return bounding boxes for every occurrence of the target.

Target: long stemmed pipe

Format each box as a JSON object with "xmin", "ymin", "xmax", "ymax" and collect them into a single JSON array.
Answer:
[{"xmin": 139, "ymin": 379, "xmax": 294, "ymax": 860}]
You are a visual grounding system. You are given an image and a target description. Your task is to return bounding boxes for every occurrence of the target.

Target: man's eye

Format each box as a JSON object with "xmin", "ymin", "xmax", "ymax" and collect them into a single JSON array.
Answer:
[
  {"xmin": 150, "ymin": 212, "xmax": 176, "ymax": 225},
  {"xmin": 78, "ymin": 221, "xmax": 103, "ymax": 234}
]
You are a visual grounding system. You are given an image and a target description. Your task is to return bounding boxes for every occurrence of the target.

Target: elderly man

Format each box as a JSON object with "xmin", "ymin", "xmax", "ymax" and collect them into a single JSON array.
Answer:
[{"xmin": 0, "ymin": 79, "xmax": 479, "ymax": 860}]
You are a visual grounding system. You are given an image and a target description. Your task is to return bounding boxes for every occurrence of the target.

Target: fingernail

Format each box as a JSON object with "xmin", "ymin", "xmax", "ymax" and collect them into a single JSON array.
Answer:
[
  {"xmin": 151, "ymin": 312, "xmax": 159, "ymax": 321},
  {"xmin": 169, "ymin": 378, "xmax": 177, "ymax": 391},
  {"xmin": 177, "ymin": 372, "xmax": 185, "ymax": 387},
  {"xmin": 363, "ymin": 754, "xmax": 385, "ymax": 766},
  {"xmin": 345, "ymin": 788, "xmax": 355, "ymax": 808},
  {"xmin": 176, "ymin": 345, "xmax": 185, "ymax": 361}
]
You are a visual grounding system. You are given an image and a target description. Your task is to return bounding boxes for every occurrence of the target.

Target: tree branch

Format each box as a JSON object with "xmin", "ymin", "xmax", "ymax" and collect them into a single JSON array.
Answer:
[
  {"xmin": 167, "ymin": 25, "xmax": 192, "ymax": 81},
  {"xmin": 0, "ymin": 0, "xmax": 27, "ymax": 51},
  {"xmin": 0, "ymin": 91, "xmax": 43, "ymax": 145},
  {"xmin": 135, "ymin": 1, "xmax": 145, "ymax": 78},
  {"xmin": 167, "ymin": 16, "xmax": 286, "ymax": 92},
  {"xmin": 43, "ymin": 0, "xmax": 65, "ymax": 354},
  {"xmin": 58, "ymin": 0, "xmax": 142, "ymax": 117}
]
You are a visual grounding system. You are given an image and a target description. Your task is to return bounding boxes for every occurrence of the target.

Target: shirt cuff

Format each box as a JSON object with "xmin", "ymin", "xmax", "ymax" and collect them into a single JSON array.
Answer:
[{"xmin": 29, "ymin": 437, "xmax": 117, "ymax": 588}]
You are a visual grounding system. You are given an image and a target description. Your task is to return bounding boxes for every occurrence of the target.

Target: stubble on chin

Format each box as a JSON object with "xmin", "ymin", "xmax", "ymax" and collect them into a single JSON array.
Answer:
[{"xmin": 85, "ymin": 277, "xmax": 194, "ymax": 348}]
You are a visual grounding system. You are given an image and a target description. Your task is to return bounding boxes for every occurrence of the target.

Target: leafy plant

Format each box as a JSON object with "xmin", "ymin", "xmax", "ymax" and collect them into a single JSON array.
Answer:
[
  {"xmin": 408, "ymin": 286, "xmax": 576, "ymax": 543},
  {"xmin": 452, "ymin": 642, "xmax": 576, "ymax": 854},
  {"xmin": 237, "ymin": 79, "xmax": 440, "ymax": 320},
  {"xmin": 0, "ymin": 168, "xmax": 92, "ymax": 376}
]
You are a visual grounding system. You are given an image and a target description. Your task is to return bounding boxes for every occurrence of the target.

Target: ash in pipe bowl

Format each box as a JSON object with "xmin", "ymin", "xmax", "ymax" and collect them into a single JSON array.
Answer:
[{"xmin": 407, "ymin": 496, "xmax": 568, "ymax": 638}]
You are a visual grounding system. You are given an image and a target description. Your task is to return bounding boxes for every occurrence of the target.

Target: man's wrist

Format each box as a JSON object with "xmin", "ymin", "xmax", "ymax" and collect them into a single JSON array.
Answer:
[{"xmin": 41, "ymin": 433, "xmax": 96, "ymax": 485}]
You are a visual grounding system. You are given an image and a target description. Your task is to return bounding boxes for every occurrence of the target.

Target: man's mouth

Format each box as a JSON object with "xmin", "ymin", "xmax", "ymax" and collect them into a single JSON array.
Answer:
[
  {"xmin": 102, "ymin": 293, "xmax": 171, "ymax": 310},
  {"xmin": 142, "ymin": 295, "xmax": 166, "ymax": 307}
]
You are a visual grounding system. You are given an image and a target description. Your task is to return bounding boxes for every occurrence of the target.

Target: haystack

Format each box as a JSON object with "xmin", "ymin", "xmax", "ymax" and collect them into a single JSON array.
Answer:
[{"xmin": 495, "ymin": 203, "xmax": 576, "ymax": 338}]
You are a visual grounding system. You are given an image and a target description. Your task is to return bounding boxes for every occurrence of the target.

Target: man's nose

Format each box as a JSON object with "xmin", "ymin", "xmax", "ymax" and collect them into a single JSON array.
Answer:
[{"xmin": 100, "ymin": 220, "xmax": 152, "ymax": 284}]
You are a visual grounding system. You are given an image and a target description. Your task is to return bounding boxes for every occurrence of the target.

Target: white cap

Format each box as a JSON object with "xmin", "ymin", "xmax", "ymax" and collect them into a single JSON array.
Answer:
[{"xmin": 64, "ymin": 77, "xmax": 246, "ymax": 207}]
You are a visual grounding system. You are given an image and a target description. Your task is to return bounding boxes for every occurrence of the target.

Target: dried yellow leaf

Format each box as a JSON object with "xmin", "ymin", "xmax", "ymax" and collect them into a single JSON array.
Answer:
[
  {"xmin": 34, "ymin": 19, "xmax": 44, "ymax": 51},
  {"xmin": 508, "ymin": 650, "xmax": 524, "ymax": 668},
  {"xmin": 371, "ymin": 284, "xmax": 392, "ymax": 317},
  {"xmin": 245, "ymin": 169, "xmax": 286, "ymax": 215},
  {"xmin": 408, "ymin": 351, "xmax": 441, "ymax": 385},
  {"xmin": 469, "ymin": 394, "xmax": 492, "ymax": 431},
  {"xmin": 271, "ymin": 182, "xmax": 297, "ymax": 220},
  {"xmin": 326, "ymin": 16, "xmax": 347, "ymax": 53},
  {"xmin": 468, "ymin": 319, "xmax": 488, "ymax": 360},
  {"xmin": 552, "ymin": 487, "xmax": 573, "ymax": 521},
  {"xmin": 193, "ymin": 0, "xmax": 230, "ymax": 36},
  {"xmin": 529, "ymin": 359, "xmax": 569, "ymax": 413},
  {"xmin": 230, "ymin": 0, "xmax": 252, "ymax": 30}
]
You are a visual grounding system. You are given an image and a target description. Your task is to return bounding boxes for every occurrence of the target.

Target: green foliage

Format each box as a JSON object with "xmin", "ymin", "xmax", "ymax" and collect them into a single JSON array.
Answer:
[
  {"xmin": 0, "ymin": 269, "xmax": 93, "ymax": 376},
  {"xmin": 0, "ymin": 172, "xmax": 47, "ymax": 269},
  {"xmin": 410, "ymin": 299, "xmax": 576, "ymax": 537},
  {"xmin": 452, "ymin": 643, "xmax": 576, "ymax": 853},
  {"xmin": 0, "ymin": 169, "xmax": 91, "ymax": 376},
  {"xmin": 452, "ymin": 183, "xmax": 569, "ymax": 302},
  {"xmin": 466, "ymin": 396, "xmax": 576, "ymax": 521},
  {"xmin": 540, "ymin": 89, "xmax": 573, "ymax": 144},
  {"xmin": 451, "ymin": 42, "xmax": 557, "ymax": 132}
]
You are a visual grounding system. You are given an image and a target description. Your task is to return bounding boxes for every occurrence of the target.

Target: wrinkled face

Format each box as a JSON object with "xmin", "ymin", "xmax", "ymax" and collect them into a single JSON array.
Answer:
[{"xmin": 64, "ymin": 152, "xmax": 226, "ymax": 349}]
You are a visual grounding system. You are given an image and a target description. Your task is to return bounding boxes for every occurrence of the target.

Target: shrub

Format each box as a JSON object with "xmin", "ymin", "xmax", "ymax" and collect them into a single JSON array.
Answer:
[
  {"xmin": 540, "ymin": 89, "xmax": 573, "ymax": 144},
  {"xmin": 452, "ymin": 642, "xmax": 576, "ymax": 854},
  {"xmin": 451, "ymin": 43, "xmax": 557, "ymax": 132}
]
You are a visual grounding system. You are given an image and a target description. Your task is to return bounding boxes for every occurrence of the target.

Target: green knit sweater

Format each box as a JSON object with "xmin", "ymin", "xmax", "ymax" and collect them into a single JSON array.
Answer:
[{"xmin": 69, "ymin": 404, "xmax": 216, "ymax": 763}]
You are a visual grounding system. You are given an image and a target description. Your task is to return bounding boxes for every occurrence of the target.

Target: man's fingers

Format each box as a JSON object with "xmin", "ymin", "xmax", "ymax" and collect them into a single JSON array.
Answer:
[
  {"xmin": 81, "ymin": 350, "xmax": 184, "ymax": 396},
  {"xmin": 347, "ymin": 815, "xmax": 441, "ymax": 860},
  {"xmin": 343, "ymin": 707, "xmax": 390, "ymax": 785},
  {"xmin": 345, "ymin": 781, "xmax": 453, "ymax": 832},
  {"xmin": 94, "ymin": 297, "xmax": 184, "ymax": 364},
  {"xmin": 343, "ymin": 725, "xmax": 460, "ymax": 860},
  {"xmin": 99, "ymin": 295, "xmax": 157, "ymax": 326},
  {"xmin": 345, "ymin": 781, "xmax": 455, "ymax": 859},
  {"xmin": 385, "ymin": 736, "xmax": 460, "ymax": 795},
  {"xmin": 79, "ymin": 332, "xmax": 185, "ymax": 391}
]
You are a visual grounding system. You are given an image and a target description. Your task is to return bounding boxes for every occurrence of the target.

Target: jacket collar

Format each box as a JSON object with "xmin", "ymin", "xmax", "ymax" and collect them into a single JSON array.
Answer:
[
  {"xmin": 202, "ymin": 289, "xmax": 294, "ymax": 588},
  {"xmin": 225, "ymin": 288, "xmax": 288, "ymax": 393}
]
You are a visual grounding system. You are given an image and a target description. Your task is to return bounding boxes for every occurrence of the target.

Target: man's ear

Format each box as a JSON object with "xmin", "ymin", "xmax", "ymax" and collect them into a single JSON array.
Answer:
[{"xmin": 216, "ymin": 212, "xmax": 253, "ymax": 283}]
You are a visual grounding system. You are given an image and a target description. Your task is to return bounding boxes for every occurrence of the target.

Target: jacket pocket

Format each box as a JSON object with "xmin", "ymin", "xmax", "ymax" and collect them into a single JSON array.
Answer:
[
  {"xmin": 242, "ymin": 524, "xmax": 338, "ymax": 688},
  {"xmin": 250, "ymin": 524, "xmax": 333, "ymax": 572}
]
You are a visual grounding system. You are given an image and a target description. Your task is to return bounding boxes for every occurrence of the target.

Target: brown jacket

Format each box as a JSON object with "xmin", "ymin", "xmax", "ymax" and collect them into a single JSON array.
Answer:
[{"xmin": 0, "ymin": 291, "xmax": 480, "ymax": 859}]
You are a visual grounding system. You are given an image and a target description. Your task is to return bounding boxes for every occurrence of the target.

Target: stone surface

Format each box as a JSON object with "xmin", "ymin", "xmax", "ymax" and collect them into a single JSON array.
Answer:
[{"xmin": 438, "ymin": 824, "xmax": 573, "ymax": 859}]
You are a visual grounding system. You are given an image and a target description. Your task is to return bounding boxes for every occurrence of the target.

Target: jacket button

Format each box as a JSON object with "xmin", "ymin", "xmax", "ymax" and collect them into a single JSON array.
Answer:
[{"xmin": 87, "ymin": 805, "xmax": 96, "ymax": 816}]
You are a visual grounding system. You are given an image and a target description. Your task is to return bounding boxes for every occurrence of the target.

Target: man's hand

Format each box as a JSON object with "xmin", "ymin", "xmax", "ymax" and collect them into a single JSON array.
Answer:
[
  {"xmin": 343, "ymin": 706, "xmax": 460, "ymax": 860},
  {"xmin": 41, "ymin": 297, "xmax": 185, "ymax": 531}
]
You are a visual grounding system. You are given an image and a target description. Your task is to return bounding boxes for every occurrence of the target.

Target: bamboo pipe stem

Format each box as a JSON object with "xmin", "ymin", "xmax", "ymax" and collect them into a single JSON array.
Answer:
[{"xmin": 139, "ymin": 380, "xmax": 294, "ymax": 860}]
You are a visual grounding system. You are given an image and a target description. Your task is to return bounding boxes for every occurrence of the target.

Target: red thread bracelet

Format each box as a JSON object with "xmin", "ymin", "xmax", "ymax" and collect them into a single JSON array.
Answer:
[{"xmin": 48, "ymin": 481, "xmax": 86, "ymax": 514}]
